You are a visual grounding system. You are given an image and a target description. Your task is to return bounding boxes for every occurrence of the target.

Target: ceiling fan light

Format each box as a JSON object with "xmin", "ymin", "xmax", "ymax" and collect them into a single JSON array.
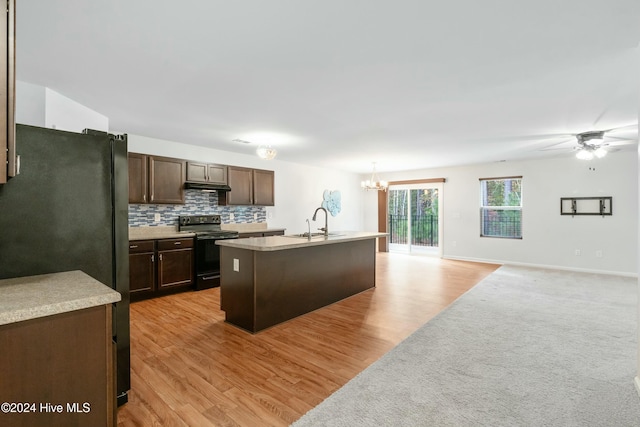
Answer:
[
  {"xmin": 594, "ymin": 147, "xmax": 607, "ymax": 158},
  {"xmin": 575, "ymin": 149, "xmax": 593, "ymax": 160}
]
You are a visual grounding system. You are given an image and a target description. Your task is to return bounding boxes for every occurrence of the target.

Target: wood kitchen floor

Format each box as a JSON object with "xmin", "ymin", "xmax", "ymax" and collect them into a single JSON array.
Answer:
[{"xmin": 117, "ymin": 253, "xmax": 499, "ymax": 427}]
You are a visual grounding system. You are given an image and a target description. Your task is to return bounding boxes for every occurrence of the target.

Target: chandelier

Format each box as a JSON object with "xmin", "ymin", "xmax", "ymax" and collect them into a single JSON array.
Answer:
[
  {"xmin": 575, "ymin": 131, "xmax": 607, "ymax": 160},
  {"xmin": 361, "ymin": 162, "xmax": 388, "ymax": 191}
]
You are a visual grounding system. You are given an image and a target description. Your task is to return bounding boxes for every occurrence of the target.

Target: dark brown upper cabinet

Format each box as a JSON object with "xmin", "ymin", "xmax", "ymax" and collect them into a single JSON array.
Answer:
[
  {"xmin": 220, "ymin": 166, "xmax": 274, "ymax": 206},
  {"xmin": 128, "ymin": 153, "xmax": 148, "ymax": 203},
  {"xmin": 186, "ymin": 162, "xmax": 227, "ymax": 184},
  {"xmin": 128, "ymin": 153, "xmax": 186, "ymax": 204},
  {"xmin": 148, "ymin": 156, "xmax": 186, "ymax": 204},
  {"xmin": 253, "ymin": 168, "xmax": 275, "ymax": 206},
  {"xmin": 224, "ymin": 166, "xmax": 253, "ymax": 205},
  {"xmin": 0, "ymin": 0, "xmax": 15, "ymax": 184}
]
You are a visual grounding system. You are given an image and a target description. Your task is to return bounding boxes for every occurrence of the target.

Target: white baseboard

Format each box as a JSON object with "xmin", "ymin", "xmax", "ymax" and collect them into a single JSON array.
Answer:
[{"xmin": 442, "ymin": 255, "xmax": 637, "ymax": 278}]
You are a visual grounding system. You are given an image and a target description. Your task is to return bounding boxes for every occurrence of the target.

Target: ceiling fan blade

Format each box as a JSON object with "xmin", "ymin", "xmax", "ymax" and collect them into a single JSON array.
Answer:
[
  {"xmin": 538, "ymin": 137, "xmax": 575, "ymax": 151},
  {"xmin": 604, "ymin": 123, "xmax": 638, "ymax": 134},
  {"xmin": 604, "ymin": 135, "xmax": 636, "ymax": 142}
]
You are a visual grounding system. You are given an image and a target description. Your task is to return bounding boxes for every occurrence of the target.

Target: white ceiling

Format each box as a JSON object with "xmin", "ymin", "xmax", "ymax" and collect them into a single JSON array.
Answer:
[{"xmin": 17, "ymin": 0, "xmax": 640, "ymax": 174}]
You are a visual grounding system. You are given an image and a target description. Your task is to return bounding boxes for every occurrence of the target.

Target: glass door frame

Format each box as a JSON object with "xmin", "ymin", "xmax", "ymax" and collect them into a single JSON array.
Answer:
[{"xmin": 385, "ymin": 181, "xmax": 444, "ymax": 257}]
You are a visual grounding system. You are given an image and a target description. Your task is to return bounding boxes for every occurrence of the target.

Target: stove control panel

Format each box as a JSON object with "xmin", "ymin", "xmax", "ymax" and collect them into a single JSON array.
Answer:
[{"xmin": 179, "ymin": 215, "xmax": 222, "ymax": 226}]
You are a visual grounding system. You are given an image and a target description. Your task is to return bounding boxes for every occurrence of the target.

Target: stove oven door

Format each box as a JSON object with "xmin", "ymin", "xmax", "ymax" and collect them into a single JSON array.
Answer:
[{"xmin": 195, "ymin": 235, "xmax": 237, "ymax": 290}]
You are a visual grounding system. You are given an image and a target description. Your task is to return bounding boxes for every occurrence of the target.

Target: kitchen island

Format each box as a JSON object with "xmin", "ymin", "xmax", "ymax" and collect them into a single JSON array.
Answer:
[{"xmin": 216, "ymin": 231, "xmax": 386, "ymax": 333}]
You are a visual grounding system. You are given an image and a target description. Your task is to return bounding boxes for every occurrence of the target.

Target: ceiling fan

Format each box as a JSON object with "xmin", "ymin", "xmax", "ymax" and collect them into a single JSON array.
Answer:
[{"xmin": 538, "ymin": 124, "xmax": 638, "ymax": 160}]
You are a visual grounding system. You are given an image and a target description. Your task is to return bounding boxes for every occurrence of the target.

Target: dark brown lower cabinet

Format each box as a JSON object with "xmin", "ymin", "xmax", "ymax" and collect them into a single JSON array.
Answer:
[
  {"xmin": 158, "ymin": 239, "xmax": 193, "ymax": 289},
  {"xmin": 129, "ymin": 238, "xmax": 194, "ymax": 301},
  {"xmin": 0, "ymin": 305, "xmax": 115, "ymax": 427},
  {"xmin": 129, "ymin": 240, "xmax": 155, "ymax": 294}
]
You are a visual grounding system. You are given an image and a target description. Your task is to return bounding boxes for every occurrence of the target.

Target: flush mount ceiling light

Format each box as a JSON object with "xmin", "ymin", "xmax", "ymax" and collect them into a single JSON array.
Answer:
[
  {"xmin": 575, "ymin": 131, "xmax": 607, "ymax": 160},
  {"xmin": 233, "ymin": 138, "xmax": 278, "ymax": 160},
  {"xmin": 361, "ymin": 162, "xmax": 388, "ymax": 191},
  {"xmin": 256, "ymin": 145, "xmax": 277, "ymax": 160}
]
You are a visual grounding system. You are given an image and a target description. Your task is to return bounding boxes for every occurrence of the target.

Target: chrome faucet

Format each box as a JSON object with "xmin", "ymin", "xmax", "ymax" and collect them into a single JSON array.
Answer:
[{"xmin": 312, "ymin": 207, "xmax": 329, "ymax": 236}]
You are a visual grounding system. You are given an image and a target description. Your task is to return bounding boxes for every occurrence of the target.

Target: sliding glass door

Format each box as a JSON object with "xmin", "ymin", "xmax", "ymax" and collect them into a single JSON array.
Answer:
[{"xmin": 388, "ymin": 183, "xmax": 442, "ymax": 255}]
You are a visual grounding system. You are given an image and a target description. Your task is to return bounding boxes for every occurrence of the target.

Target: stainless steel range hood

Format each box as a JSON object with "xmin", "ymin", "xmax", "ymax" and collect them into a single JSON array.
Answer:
[{"xmin": 184, "ymin": 182, "xmax": 232, "ymax": 192}]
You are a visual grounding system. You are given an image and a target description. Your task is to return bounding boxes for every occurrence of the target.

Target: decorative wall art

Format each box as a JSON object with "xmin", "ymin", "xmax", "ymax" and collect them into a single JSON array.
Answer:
[{"xmin": 322, "ymin": 190, "xmax": 342, "ymax": 216}]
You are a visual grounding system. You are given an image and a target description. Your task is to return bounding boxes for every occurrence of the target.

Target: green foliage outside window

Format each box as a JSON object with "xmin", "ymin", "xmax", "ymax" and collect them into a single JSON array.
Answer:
[{"xmin": 480, "ymin": 178, "xmax": 522, "ymax": 239}]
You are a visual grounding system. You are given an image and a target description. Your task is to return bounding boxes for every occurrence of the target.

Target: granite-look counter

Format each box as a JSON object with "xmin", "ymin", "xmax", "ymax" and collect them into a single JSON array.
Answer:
[
  {"xmin": 216, "ymin": 231, "xmax": 387, "ymax": 251},
  {"xmin": 128, "ymin": 223, "xmax": 283, "ymax": 241},
  {"xmin": 0, "ymin": 271, "xmax": 121, "ymax": 326},
  {"xmin": 129, "ymin": 226, "xmax": 195, "ymax": 241}
]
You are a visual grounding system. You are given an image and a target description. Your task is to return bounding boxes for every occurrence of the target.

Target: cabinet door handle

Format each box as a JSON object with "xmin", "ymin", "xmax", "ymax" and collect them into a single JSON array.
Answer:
[
  {"xmin": 174, "ymin": 242, "xmax": 182, "ymax": 245},
  {"xmin": 159, "ymin": 254, "xmax": 163, "ymax": 261},
  {"xmin": 151, "ymin": 255, "xmax": 155, "ymax": 262},
  {"xmin": 150, "ymin": 193, "xmax": 154, "ymax": 202},
  {"xmin": 130, "ymin": 245, "xmax": 138, "ymax": 249}
]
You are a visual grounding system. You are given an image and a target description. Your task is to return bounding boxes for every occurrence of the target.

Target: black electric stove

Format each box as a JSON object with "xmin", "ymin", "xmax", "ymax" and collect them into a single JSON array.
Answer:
[{"xmin": 178, "ymin": 215, "xmax": 239, "ymax": 289}]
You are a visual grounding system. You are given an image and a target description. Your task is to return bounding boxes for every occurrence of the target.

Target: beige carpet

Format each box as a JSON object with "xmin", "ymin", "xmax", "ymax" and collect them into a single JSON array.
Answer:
[{"xmin": 292, "ymin": 265, "xmax": 640, "ymax": 426}]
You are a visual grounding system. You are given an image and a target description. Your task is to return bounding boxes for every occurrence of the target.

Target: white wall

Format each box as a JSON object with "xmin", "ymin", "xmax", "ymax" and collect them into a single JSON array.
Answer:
[
  {"xmin": 127, "ymin": 134, "xmax": 365, "ymax": 234},
  {"xmin": 44, "ymin": 88, "xmax": 108, "ymax": 132},
  {"xmin": 16, "ymin": 81, "xmax": 45, "ymax": 126},
  {"xmin": 15, "ymin": 80, "xmax": 108, "ymax": 133},
  {"xmin": 364, "ymin": 152, "xmax": 638, "ymax": 276}
]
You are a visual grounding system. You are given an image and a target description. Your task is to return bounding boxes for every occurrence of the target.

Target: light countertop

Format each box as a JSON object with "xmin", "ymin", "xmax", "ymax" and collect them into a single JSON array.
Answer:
[
  {"xmin": 128, "ymin": 224, "xmax": 284, "ymax": 241},
  {"xmin": 129, "ymin": 226, "xmax": 195, "ymax": 241},
  {"xmin": 0, "ymin": 271, "xmax": 121, "ymax": 326},
  {"xmin": 216, "ymin": 231, "xmax": 387, "ymax": 252}
]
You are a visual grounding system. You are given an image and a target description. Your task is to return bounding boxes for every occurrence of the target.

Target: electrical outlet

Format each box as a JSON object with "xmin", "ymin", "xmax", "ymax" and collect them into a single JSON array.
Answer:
[
  {"xmin": 268, "ymin": 211, "xmax": 273, "ymax": 219},
  {"xmin": 595, "ymin": 250, "xmax": 603, "ymax": 258},
  {"xmin": 233, "ymin": 258, "xmax": 240, "ymax": 272},
  {"xmin": 254, "ymin": 212, "xmax": 258, "ymax": 221},
  {"xmin": 575, "ymin": 249, "xmax": 581, "ymax": 256},
  {"xmin": 154, "ymin": 213, "xmax": 161, "ymax": 222},
  {"xmin": 230, "ymin": 213, "xmax": 235, "ymax": 220}
]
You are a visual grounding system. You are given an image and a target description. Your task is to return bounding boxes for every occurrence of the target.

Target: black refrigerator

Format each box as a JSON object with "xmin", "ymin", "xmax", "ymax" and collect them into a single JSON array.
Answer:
[{"xmin": 0, "ymin": 124, "xmax": 130, "ymax": 405}]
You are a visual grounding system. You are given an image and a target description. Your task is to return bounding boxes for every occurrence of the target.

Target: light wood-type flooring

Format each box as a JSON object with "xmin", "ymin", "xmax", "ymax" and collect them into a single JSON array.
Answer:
[{"xmin": 117, "ymin": 253, "xmax": 500, "ymax": 426}]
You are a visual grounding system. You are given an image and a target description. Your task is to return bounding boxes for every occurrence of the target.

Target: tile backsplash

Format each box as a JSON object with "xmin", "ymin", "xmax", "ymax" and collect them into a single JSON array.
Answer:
[{"xmin": 129, "ymin": 189, "xmax": 266, "ymax": 227}]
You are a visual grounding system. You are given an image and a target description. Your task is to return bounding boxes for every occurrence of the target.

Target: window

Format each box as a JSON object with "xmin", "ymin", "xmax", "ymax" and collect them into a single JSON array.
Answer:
[{"xmin": 480, "ymin": 177, "xmax": 522, "ymax": 239}]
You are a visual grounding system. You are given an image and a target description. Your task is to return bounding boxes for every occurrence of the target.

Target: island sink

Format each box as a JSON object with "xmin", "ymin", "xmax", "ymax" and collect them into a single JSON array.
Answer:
[{"xmin": 284, "ymin": 232, "xmax": 346, "ymax": 239}]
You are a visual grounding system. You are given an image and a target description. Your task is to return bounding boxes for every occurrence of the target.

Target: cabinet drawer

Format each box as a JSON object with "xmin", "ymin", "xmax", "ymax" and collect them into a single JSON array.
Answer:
[
  {"xmin": 157, "ymin": 238, "xmax": 194, "ymax": 251},
  {"xmin": 129, "ymin": 240, "xmax": 155, "ymax": 253}
]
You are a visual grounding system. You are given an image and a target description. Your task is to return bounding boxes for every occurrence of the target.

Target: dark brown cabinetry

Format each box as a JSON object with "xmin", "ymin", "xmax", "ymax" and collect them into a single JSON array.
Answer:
[
  {"xmin": 129, "ymin": 238, "xmax": 194, "ymax": 300},
  {"xmin": 221, "ymin": 166, "xmax": 275, "ymax": 206},
  {"xmin": 0, "ymin": 0, "xmax": 16, "ymax": 184},
  {"xmin": 253, "ymin": 169, "xmax": 275, "ymax": 206},
  {"xmin": 128, "ymin": 154, "xmax": 186, "ymax": 204},
  {"xmin": 186, "ymin": 162, "xmax": 227, "ymax": 184},
  {"xmin": 157, "ymin": 238, "xmax": 194, "ymax": 289},
  {"xmin": 128, "ymin": 240, "xmax": 155, "ymax": 293},
  {"xmin": 149, "ymin": 156, "xmax": 186, "ymax": 204},
  {"xmin": 0, "ymin": 305, "xmax": 115, "ymax": 427},
  {"xmin": 128, "ymin": 153, "xmax": 148, "ymax": 203}
]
